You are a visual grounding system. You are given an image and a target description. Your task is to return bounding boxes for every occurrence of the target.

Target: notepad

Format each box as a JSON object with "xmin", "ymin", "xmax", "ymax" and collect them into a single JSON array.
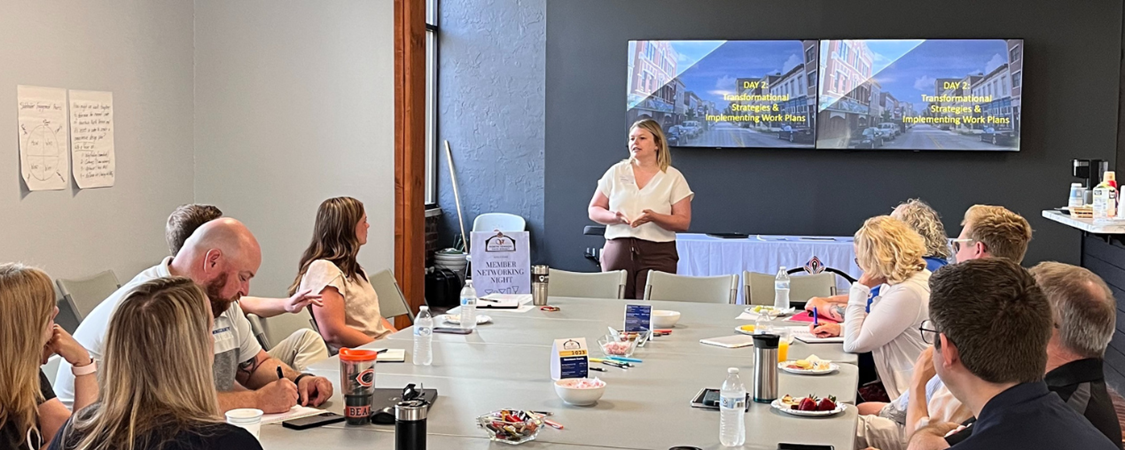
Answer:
[
  {"xmin": 699, "ymin": 335, "xmax": 756, "ymax": 348},
  {"xmin": 788, "ymin": 328, "xmax": 845, "ymax": 344},
  {"xmin": 371, "ymin": 348, "xmax": 406, "ymax": 362},
  {"xmin": 478, "ymin": 294, "xmax": 530, "ymax": 308},
  {"xmin": 261, "ymin": 405, "xmax": 325, "ymax": 424}
]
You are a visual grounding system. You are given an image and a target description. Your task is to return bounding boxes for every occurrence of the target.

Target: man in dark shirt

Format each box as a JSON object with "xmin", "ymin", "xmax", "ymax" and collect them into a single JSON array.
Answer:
[{"xmin": 909, "ymin": 260, "xmax": 1118, "ymax": 450}]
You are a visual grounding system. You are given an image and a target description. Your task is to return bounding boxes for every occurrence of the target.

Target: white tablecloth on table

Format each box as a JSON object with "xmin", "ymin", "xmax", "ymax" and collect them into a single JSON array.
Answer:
[{"xmin": 675, "ymin": 233, "xmax": 862, "ymax": 303}]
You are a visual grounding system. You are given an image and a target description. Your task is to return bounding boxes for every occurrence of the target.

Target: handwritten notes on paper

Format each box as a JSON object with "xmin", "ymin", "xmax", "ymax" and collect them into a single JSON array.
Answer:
[
  {"xmin": 69, "ymin": 90, "xmax": 114, "ymax": 188},
  {"xmin": 17, "ymin": 85, "xmax": 69, "ymax": 191}
]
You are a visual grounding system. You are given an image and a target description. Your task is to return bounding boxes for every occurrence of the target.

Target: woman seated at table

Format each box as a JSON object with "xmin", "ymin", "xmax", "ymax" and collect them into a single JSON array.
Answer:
[
  {"xmin": 293, "ymin": 197, "xmax": 396, "ymax": 352},
  {"xmin": 810, "ymin": 216, "xmax": 931, "ymax": 400},
  {"xmin": 49, "ymin": 277, "xmax": 262, "ymax": 450},
  {"xmin": 587, "ymin": 118, "xmax": 693, "ymax": 299},
  {"xmin": 0, "ymin": 263, "xmax": 97, "ymax": 450},
  {"xmin": 805, "ymin": 198, "xmax": 948, "ymax": 321}
]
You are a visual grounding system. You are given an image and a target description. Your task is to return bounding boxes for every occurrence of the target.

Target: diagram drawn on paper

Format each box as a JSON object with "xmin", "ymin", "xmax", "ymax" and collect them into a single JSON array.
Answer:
[
  {"xmin": 22, "ymin": 120, "xmax": 67, "ymax": 183},
  {"xmin": 17, "ymin": 85, "xmax": 69, "ymax": 191}
]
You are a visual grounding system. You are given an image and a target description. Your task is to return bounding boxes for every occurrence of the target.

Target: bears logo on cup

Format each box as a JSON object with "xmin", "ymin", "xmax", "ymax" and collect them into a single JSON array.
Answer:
[{"xmin": 355, "ymin": 368, "xmax": 375, "ymax": 387}]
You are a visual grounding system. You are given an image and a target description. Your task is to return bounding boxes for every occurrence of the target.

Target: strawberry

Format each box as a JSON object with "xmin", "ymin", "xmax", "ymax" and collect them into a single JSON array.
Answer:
[
  {"xmin": 798, "ymin": 397, "xmax": 818, "ymax": 411},
  {"xmin": 817, "ymin": 395, "xmax": 837, "ymax": 411}
]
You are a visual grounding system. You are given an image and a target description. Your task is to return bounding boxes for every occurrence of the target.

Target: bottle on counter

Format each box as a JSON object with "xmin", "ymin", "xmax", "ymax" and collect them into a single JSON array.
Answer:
[{"xmin": 1093, "ymin": 172, "xmax": 1118, "ymax": 219}]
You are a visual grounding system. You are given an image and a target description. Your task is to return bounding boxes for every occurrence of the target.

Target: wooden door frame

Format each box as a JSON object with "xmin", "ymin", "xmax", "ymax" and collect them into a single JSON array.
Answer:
[{"xmin": 394, "ymin": 0, "xmax": 426, "ymax": 328}]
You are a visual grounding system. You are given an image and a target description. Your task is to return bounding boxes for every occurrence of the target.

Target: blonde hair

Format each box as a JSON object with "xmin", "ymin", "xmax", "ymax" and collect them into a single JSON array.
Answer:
[
  {"xmin": 855, "ymin": 216, "xmax": 927, "ymax": 284},
  {"xmin": 891, "ymin": 198, "xmax": 952, "ymax": 260},
  {"xmin": 962, "ymin": 205, "xmax": 1033, "ymax": 263},
  {"xmin": 0, "ymin": 264, "xmax": 56, "ymax": 446},
  {"xmin": 69, "ymin": 277, "xmax": 220, "ymax": 450},
  {"xmin": 629, "ymin": 119, "xmax": 671, "ymax": 172}
]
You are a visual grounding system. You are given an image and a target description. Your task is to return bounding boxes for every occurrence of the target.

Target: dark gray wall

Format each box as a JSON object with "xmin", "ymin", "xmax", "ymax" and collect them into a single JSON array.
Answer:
[
  {"xmin": 544, "ymin": 0, "xmax": 1123, "ymax": 270},
  {"xmin": 437, "ymin": 0, "xmax": 546, "ymax": 260}
]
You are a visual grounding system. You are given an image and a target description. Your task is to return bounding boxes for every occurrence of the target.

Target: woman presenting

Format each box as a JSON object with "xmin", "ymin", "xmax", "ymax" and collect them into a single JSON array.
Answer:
[{"xmin": 588, "ymin": 118, "xmax": 693, "ymax": 299}]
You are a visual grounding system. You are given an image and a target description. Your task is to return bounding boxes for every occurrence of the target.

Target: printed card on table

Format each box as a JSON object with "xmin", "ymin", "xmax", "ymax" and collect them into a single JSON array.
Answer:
[{"xmin": 550, "ymin": 338, "xmax": 589, "ymax": 380}]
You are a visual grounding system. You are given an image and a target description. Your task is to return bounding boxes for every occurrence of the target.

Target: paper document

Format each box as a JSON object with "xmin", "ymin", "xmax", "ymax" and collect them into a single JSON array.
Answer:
[
  {"xmin": 481, "ymin": 294, "xmax": 532, "ymax": 303},
  {"xmin": 69, "ymin": 90, "xmax": 115, "ymax": 189},
  {"xmin": 260, "ymin": 405, "xmax": 325, "ymax": 424},
  {"xmin": 699, "ymin": 335, "xmax": 756, "ymax": 348},
  {"xmin": 17, "ymin": 85, "xmax": 69, "ymax": 191},
  {"xmin": 787, "ymin": 326, "xmax": 845, "ymax": 344},
  {"xmin": 371, "ymin": 348, "xmax": 406, "ymax": 362}
]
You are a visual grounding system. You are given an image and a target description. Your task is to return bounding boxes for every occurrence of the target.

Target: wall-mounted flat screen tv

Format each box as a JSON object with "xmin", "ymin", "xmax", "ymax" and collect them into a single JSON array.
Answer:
[
  {"xmin": 626, "ymin": 40, "xmax": 821, "ymax": 149},
  {"xmin": 816, "ymin": 39, "xmax": 1023, "ymax": 151}
]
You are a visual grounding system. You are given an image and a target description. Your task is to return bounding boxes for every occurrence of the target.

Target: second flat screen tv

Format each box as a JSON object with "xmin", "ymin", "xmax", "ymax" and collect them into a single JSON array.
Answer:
[
  {"xmin": 627, "ymin": 40, "xmax": 820, "ymax": 149},
  {"xmin": 816, "ymin": 39, "xmax": 1023, "ymax": 151}
]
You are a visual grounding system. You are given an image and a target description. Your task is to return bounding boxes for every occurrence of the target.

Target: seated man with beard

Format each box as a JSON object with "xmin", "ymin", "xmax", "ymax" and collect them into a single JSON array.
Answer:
[{"xmin": 55, "ymin": 218, "xmax": 333, "ymax": 414}]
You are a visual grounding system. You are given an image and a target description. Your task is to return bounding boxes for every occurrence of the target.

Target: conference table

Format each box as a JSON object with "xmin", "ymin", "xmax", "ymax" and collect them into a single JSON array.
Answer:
[{"xmin": 260, "ymin": 297, "xmax": 860, "ymax": 450}]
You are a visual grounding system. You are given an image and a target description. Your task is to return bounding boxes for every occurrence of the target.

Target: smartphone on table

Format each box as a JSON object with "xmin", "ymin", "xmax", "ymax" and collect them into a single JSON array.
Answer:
[{"xmin": 282, "ymin": 412, "xmax": 346, "ymax": 430}]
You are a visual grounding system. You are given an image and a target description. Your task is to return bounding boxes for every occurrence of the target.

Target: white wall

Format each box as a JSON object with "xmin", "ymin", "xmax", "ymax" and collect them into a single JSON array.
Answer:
[
  {"xmin": 193, "ymin": 0, "xmax": 396, "ymax": 298},
  {"xmin": 0, "ymin": 1, "xmax": 196, "ymax": 281}
]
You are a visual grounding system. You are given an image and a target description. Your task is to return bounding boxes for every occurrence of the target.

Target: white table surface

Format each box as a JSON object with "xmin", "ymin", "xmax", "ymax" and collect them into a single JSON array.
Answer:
[
  {"xmin": 676, "ymin": 233, "xmax": 862, "ymax": 302},
  {"xmin": 262, "ymin": 297, "xmax": 860, "ymax": 450}
]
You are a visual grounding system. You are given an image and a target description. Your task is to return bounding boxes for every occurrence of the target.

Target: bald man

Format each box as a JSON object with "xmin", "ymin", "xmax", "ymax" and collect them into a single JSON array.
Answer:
[{"xmin": 55, "ymin": 219, "xmax": 333, "ymax": 414}]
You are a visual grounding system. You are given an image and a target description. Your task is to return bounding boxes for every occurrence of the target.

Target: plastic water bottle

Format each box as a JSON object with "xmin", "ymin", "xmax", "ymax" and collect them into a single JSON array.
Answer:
[
  {"xmin": 413, "ymin": 306, "xmax": 433, "ymax": 366},
  {"xmin": 459, "ymin": 280, "xmax": 478, "ymax": 331},
  {"xmin": 719, "ymin": 367, "xmax": 747, "ymax": 447},
  {"xmin": 774, "ymin": 267, "xmax": 791, "ymax": 310}
]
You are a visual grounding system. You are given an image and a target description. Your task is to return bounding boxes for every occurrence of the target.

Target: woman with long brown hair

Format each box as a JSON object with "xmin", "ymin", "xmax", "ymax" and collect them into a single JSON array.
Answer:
[
  {"xmin": 0, "ymin": 263, "xmax": 97, "ymax": 450},
  {"xmin": 291, "ymin": 196, "xmax": 396, "ymax": 352},
  {"xmin": 49, "ymin": 277, "xmax": 262, "ymax": 450},
  {"xmin": 588, "ymin": 118, "xmax": 693, "ymax": 299}
]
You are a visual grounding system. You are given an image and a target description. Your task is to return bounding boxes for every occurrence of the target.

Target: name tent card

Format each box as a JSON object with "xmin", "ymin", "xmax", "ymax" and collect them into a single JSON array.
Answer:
[
  {"xmin": 624, "ymin": 304, "xmax": 653, "ymax": 333},
  {"xmin": 550, "ymin": 338, "xmax": 590, "ymax": 381}
]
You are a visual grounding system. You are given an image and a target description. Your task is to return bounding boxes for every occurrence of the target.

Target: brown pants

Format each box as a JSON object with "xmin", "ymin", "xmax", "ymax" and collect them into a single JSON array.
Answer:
[{"xmin": 602, "ymin": 238, "xmax": 679, "ymax": 300}]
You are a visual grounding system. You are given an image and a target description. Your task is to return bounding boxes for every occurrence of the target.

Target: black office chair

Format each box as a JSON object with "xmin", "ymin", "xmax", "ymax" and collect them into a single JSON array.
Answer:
[{"xmin": 583, "ymin": 225, "xmax": 606, "ymax": 268}]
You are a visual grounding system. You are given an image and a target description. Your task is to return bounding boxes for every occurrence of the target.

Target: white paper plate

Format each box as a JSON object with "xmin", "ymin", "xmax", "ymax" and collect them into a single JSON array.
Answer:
[
  {"xmin": 744, "ymin": 306, "xmax": 797, "ymax": 317},
  {"xmin": 777, "ymin": 361, "xmax": 839, "ymax": 375},
  {"xmin": 441, "ymin": 314, "xmax": 491, "ymax": 325},
  {"xmin": 771, "ymin": 399, "xmax": 846, "ymax": 417}
]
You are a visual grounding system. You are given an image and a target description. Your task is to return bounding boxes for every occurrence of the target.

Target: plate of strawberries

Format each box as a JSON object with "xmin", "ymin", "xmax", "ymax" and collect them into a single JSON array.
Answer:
[{"xmin": 772, "ymin": 394, "xmax": 845, "ymax": 417}]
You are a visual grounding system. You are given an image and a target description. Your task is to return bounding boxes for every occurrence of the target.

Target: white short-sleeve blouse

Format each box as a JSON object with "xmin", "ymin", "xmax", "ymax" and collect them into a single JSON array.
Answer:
[{"xmin": 596, "ymin": 160, "xmax": 693, "ymax": 242}]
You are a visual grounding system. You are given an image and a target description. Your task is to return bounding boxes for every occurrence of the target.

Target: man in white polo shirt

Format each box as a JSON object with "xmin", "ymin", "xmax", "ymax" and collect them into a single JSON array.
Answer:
[{"xmin": 55, "ymin": 218, "xmax": 333, "ymax": 413}]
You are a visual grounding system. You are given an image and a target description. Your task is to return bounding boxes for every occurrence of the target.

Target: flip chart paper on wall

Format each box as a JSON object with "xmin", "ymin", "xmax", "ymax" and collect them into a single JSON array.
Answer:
[
  {"xmin": 17, "ymin": 85, "xmax": 69, "ymax": 191},
  {"xmin": 69, "ymin": 90, "xmax": 115, "ymax": 189}
]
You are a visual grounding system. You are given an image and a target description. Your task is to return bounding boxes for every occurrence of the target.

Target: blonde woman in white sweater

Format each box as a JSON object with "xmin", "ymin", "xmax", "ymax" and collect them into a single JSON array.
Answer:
[{"xmin": 811, "ymin": 215, "xmax": 930, "ymax": 399}]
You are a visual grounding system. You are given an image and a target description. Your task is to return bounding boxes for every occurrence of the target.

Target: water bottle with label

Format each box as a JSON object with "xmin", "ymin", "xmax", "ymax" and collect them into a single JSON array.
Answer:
[
  {"xmin": 413, "ymin": 306, "xmax": 433, "ymax": 366},
  {"xmin": 774, "ymin": 267, "xmax": 791, "ymax": 310},
  {"xmin": 459, "ymin": 280, "xmax": 478, "ymax": 331},
  {"xmin": 719, "ymin": 367, "xmax": 747, "ymax": 447}
]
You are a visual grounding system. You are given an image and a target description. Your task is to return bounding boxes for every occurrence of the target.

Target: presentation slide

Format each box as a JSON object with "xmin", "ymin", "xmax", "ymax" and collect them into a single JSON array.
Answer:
[
  {"xmin": 816, "ymin": 39, "xmax": 1023, "ymax": 151},
  {"xmin": 626, "ymin": 40, "xmax": 820, "ymax": 149}
]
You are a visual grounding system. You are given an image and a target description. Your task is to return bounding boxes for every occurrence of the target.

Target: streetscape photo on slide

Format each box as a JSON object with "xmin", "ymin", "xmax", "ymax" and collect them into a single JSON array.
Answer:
[
  {"xmin": 816, "ymin": 39, "xmax": 1023, "ymax": 151},
  {"xmin": 626, "ymin": 40, "xmax": 819, "ymax": 149}
]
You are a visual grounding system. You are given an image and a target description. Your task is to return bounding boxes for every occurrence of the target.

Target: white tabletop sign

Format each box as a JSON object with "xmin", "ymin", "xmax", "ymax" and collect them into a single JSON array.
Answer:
[
  {"xmin": 550, "ymin": 337, "xmax": 590, "ymax": 381},
  {"xmin": 471, "ymin": 231, "xmax": 530, "ymax": 295}
]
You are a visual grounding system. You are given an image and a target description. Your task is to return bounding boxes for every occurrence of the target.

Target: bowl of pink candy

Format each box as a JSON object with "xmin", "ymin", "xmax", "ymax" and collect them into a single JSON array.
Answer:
[
  {"xmin": 554, "ymin": 377, "xmax": 606, "ymax": 406},
  {"xmin": 597, "ymin": 334, "xmax": 639, "ymax": 358}
]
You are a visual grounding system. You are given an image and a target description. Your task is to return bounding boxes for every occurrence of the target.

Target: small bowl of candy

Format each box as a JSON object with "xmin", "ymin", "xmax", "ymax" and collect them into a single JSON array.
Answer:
[
  {"xmin": 554, "ymin": 377, "xmax": 606, "ymax": 406},
  {"xmin": 477, "ymin": 409, "xmax": 543, "ymax": 445},
  {"xmin": 598, "ymin": 334, "xmax": 639, "ymax": 358}
]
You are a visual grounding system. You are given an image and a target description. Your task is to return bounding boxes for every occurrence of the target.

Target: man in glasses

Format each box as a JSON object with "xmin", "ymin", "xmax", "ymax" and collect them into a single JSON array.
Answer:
[
  {"xmin": 905, "ymin": 260, "xmax": 1118, "ymax": 450},
  {"xmin": 855, "ymin": 204, "xmax": 1034, "ymax": 450},
  {"xmin": 951, "ymin": 205, "xmax": 1032, "ymax": 263}
]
